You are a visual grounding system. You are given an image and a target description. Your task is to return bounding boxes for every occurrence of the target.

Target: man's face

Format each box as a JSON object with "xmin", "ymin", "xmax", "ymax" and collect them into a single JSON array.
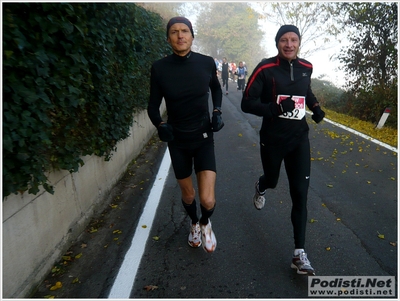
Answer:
[
  {"xmin": 277, "ymin": 32, "xmax": 300, "ymax": 62},
  {"xmin": 167, "ymin": 23, "xmax": 193, "ymax": 56}
]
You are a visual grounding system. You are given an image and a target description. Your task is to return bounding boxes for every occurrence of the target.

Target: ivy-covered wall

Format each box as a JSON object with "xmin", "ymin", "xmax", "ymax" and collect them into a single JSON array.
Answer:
[{"xmin": 3, "ymin": 3, "xmax": 171, "ymax": 197}]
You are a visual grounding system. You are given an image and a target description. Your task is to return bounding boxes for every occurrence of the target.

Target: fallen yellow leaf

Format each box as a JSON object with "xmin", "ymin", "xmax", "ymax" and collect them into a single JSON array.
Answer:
[
  {"xmin": 238, "ymin": 133, "xmax": 243, "ymax": 137},
  {"xmin": 326, "ymin": 247, "xmax": 331, "ymax": 251},
  {"xmin": 75, "ymin": 253, "xmax": 82, "ymax": 259},
  {"xmin": 49, "ymin": 282, "xmax": 62, "ymax": 291},
  {"xmin": 144, "ymin": 285, "xmax": 158, "ymax": 291},
  {"xmin": 152, "ymin": 236, "xmax": 160, "ymax": 241},
  {"xmin": 327, "ymin": 184, "xmax": 333, "ymax": 188},
  {"xmin": 142, "ymin": 225, "xmax": 147, "ymax": 228},
  {"xmin": 72, "ymin": 277, "xmax": 79, "ymax": 284}
]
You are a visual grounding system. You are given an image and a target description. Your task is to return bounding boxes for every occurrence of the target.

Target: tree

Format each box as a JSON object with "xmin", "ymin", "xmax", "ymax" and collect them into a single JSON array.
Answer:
[
  {"xmin": 194, "ymin": 2, "xmax": 266, "ymax": 71},
  {"xmin": 333, "ymin": 2, "xmax": 397, "ymax": 126},
  {"xmin": 335, "ymin": 2, "xmax": 397, "ymax": 92},
  {"xmin": 311, "ymin": 77, "xmax": 345, "ymax": 108},
  {"xmin": 252, "ymin": 2, "xmax": 341, "ymax": 58},
  {"xmin": 135, "ymin": 2, "xmax": 182, "ymax": 23}
]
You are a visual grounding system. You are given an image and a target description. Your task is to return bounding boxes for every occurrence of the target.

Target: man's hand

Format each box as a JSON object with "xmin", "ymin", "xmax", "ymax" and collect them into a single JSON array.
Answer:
[
  {"xmin": 271, "ymin": 96, "xmax": 295, "ymax": 116},
  {"xmin": 157, "ymin": 123, "xmax": 174, "ymax": 142},
  {"xmin": 212, "ymin": 110, "xmax": 224, "ymax": 132},
  {"xmin": 311, "ymin": 105, "xmax": 325, "ymax": 123}
]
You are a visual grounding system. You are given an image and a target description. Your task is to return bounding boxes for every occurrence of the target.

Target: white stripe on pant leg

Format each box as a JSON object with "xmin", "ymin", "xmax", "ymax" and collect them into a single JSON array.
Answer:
[{"xmin": 108, "ymin": 147, "xmax": 171, "ymax": 299}]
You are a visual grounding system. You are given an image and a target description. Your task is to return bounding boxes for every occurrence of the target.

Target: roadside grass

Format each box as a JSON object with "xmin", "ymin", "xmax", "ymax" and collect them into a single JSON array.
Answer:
[{"xmin": 321, "ymin": 108, "xmax": 398, "ymax": 148}]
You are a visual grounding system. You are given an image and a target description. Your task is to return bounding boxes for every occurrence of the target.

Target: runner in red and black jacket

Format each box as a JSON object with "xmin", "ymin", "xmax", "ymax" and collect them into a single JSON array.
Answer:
[
  {"xmin": 241, "ymin": 24, "xmax": 325, "ymax": 276},
  {"xmin": 242, "ymin": 55, "xmax": 321, "ymax": 144}
]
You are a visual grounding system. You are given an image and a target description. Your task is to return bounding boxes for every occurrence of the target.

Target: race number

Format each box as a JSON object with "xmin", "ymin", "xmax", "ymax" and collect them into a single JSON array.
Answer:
[{"xmin": 277, "ymin": 95, "xmax": 306, "ymax": 120}]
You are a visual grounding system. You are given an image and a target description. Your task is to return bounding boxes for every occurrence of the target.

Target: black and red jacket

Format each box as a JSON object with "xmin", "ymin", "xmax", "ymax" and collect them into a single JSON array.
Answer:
[{"xmin": 241, "ymin": 55, "xmax": 319, "ymax": 145}]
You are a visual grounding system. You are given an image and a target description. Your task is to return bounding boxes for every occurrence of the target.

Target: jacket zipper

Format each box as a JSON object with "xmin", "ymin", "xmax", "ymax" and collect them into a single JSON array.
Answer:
[{"xmin": 290, "ymin": 62, "xmax": 294, "ymax": 81}]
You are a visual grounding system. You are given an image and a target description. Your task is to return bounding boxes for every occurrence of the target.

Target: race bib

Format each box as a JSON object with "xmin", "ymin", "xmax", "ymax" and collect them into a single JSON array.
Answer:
[{"xmin": 277, "ymin": 95, "xmax": 306, "ymax": 120}]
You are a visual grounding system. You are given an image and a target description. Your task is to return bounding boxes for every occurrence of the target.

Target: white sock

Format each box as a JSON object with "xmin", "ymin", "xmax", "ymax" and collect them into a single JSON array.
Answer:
[{"xmin": 294, "ymin": 248, "xmax": 304, "ymax": 256}]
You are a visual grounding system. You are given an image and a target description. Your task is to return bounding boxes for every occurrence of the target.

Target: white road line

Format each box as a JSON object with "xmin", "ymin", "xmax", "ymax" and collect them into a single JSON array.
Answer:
[
  {"xmin": 323, "ymin": 117, "xmax": 397, "ymax": 153},
  {"xmin": 108, "ymin": 147, "xmax": 171, "ymax": 299},
  {"xmin": 305, "ymin": 111, "xmax": 397, "ymax": 153},
  {"xmin": 108, "ymin": 114, "xmax": 396, "ymax": 299}
]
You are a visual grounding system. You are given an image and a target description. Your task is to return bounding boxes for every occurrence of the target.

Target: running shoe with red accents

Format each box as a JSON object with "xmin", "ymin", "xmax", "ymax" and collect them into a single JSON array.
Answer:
[
  {"xmin": 188, "ymin": 222, "xmax": 202, "ymax": 248},
  {"xmin": 200, "ymin": 219, "xmax": 217, "ymax": 253},
  {"xmin": 291, "ymin": 251, "xmax": 316, "ymax": 275}
]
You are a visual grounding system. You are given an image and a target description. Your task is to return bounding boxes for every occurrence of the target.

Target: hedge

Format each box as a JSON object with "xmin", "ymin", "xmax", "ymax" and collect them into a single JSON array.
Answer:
[{"xmin": 3, "ymin": 3, "xmax": 171, "ymax": 197}]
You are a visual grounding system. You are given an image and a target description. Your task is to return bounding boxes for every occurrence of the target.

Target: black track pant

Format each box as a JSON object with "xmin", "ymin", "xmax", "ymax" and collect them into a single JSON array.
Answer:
[
  {"xmin": 237, "ymin": 78, "xmax": 245, "ymax": 90},
  {"xmin": 258, "ymin": 133, "xmax": 310, "ymax": 249},
  {"xmin": 222, "ymin": 77, "xmax": 228, "ymax": 91}
]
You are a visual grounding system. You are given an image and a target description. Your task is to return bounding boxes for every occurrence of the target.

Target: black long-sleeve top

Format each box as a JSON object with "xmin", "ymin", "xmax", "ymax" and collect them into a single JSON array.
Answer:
[
  {"xmin": 241, "ymin": 56, "xmax": 319, "ymax": 145},
  {"xmin": 147, "ymin": 51, "xmax": 222, "ymax": 141}
]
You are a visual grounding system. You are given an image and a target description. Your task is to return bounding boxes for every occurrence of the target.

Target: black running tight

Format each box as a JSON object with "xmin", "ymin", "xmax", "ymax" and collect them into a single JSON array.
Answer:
[
  {"xmin": 222, "ymin": 77, "xmax": 228, "ymax": 91},
  {"xmin": 258, "ymin": 134, "xmax": 310, "ymax": 249}
]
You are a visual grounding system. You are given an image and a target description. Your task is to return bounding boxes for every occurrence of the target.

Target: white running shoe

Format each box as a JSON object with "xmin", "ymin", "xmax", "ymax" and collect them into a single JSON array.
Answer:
[
  {"xmin": 200, "ymin": 219, "xmax": 217, "ymax": 253},
  {"xmin": 253, "ymin": 181, "xmax": 266, "ymax": 210},
  {"xmin": 291, "ymin": 251, "xmax": 316, "ymax": 275},
  {"xmin": 188, "ymin": 222, "xmax": 202, "ymax": 248}
]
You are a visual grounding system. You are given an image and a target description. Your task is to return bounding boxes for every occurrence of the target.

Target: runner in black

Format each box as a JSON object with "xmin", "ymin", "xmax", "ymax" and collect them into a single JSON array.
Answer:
[
  {"xmin": 147, "ymin": 17, "xmax": 224, "ymax": 253},
  {"xmin": 221, "ymin": 57, "xmax": 229, "ymax": 95},
  {"xmin": 241, "ymin": 25, "xmax": 325, "ymax": 275}
]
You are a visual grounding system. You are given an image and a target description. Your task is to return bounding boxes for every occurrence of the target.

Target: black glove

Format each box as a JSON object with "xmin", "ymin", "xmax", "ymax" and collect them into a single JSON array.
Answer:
[
  {"xmin": 212, "ymin": 110, "xmax": 224, "ymax": 132},
  {"xmin": 311, "ymin": 105, "xmax": 325, "ymax": 123},
  {"xmin": 271, "ymin": 96, "xmax": 295, "ymax": 116},
  {"xmin": 157, "ymin": 123, "xmax": 174, "ymax": 142}
]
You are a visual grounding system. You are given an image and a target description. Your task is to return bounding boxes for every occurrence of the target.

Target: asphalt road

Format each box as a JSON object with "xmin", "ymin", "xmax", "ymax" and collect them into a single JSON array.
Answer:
[{"xmin": 32, "ymin": 79, "xmax": 397, "ymax": 298}]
